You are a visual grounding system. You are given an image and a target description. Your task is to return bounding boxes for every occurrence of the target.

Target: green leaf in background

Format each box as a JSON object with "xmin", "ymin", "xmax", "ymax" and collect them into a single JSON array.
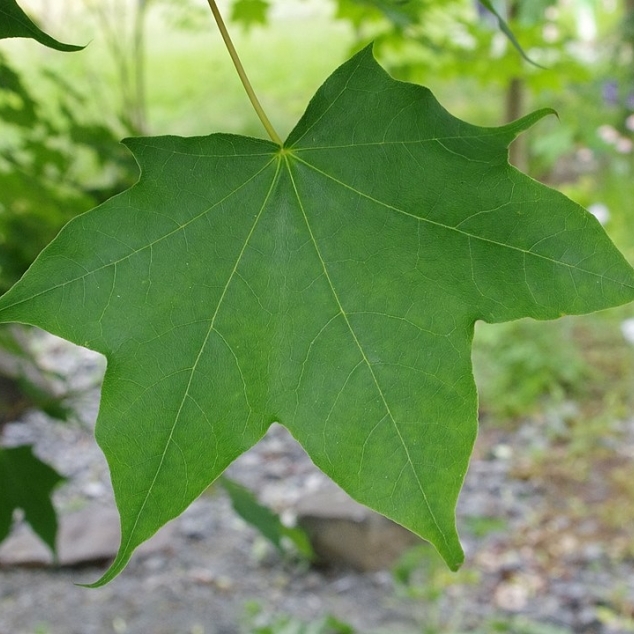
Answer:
[
  {"xmin": 0, "ymin": 46, "xmax": 633, "ymax": 584},
  {"xmin": 0, "ymin": 0, "xmax": 83, "ymax": 51},
  {"xmin": 478, "ymin": 0, "xmax": 542, "ymax": 67},
  {"xmin": 230, "ymin": 0, "xmax": 269, "ymax": 30},
  {"xmin": 245, "ymin": 602, "xmax": 356, "ymax": 634},
  {"xmin": 0, "ymin": 56, "xmax": 38, "ymax": 127},
  {"xmin": 0, "ymin": 54, "xmax": 138, "ymax": 294},
  {"xmin": 337, "ymin": 0, "xmax": 422, "ymax": 29},
  {"xmin": 0, "ymin": 444, "xmax": 65, "ymax": 554},
  {"xmin": 219, "ymin": 476, "xmax": 313, "ymax": 558}
]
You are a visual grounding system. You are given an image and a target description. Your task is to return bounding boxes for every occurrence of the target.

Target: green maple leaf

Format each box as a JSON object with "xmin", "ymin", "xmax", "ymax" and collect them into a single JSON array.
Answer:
[
  {"xmin": 0, "ymin": 445, "xmax": 65, "ymax": 554},
  {"xmin": 0, "ymin": 0, "xmax": 84, "ymax": 51},
  {"xmin": 0, "ymin": 47, "xmax": 632, "ymax": 585}
]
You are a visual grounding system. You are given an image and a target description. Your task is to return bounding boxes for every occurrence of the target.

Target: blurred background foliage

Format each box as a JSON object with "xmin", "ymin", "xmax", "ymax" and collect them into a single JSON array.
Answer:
[
  {"xmin": 0, "ymin": 52, "xmax": 137, "ymax": 295},
  {"xmin": 1, "ymin": 0, "xmax": 634, "ymax": 620}
]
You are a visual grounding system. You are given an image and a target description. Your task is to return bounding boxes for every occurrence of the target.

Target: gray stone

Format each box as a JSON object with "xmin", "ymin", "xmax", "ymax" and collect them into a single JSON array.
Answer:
[
  {"xmin": 0, "ymin": 503, "xmax": 174, "ymax": 567},
  {"xmin": 295, "ymin": 484, "xmax": 420, "ymax": 571}
]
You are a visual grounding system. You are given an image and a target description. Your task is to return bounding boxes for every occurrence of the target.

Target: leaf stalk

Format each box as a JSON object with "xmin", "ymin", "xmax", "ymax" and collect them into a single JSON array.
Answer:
[{"xmin": 205, "ymin": 0, "xmax": 283, "ymax": 146}]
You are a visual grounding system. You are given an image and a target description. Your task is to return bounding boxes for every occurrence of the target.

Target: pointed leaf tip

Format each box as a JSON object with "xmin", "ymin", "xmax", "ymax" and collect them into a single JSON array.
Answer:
[
  {"xmin": 498, "ymin": 107, "xmax": 558, "ymax": 145},
  {"xmin": 80, "ymin": 559, "xmax": 128, "ymax": 588},
  {"xmin": 0, "ymin": 0, "xmax": 84, "ymax": 51}
]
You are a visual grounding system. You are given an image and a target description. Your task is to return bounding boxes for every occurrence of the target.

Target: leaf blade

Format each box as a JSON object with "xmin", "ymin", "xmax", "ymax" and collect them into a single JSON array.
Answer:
[
  {"xmin": 0, "ymin": 0, "xmax": 84, "ymax": 51},
  {"xmin": 477, "ymin": 0, "xmax": 543, "ymax": 67},
  {"xmin": 0, "ymin": 445, "xmax": 65, "ymax": 554},
  {"xmin": 1, "ymin": 46, "xmax": 633, "ymax": 583}
]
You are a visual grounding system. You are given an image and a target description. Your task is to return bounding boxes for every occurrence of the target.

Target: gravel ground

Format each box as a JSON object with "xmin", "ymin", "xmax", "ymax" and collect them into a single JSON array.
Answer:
[{"xmin": 1, "ymin": 335, "xmax": 634, "ymax": 634}]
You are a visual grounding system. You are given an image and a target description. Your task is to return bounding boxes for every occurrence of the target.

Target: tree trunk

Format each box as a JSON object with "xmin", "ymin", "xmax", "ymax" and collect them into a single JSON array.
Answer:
[
  {"xmin": 506, "ymin": 76, "xmax": 527, "ymax": 171},
  {"xmin": 504, "ymin": 1, "xmax": 527, "ymax": 171}
]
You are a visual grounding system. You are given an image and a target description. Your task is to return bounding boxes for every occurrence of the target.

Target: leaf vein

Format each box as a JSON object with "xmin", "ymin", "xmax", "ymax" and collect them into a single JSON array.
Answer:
[
  {"xmin": 292, "ymin": 156, "xmax": 634, "ymax": 289},
  {"xmin": 284, "ymin": 156, "xmax": 449, "ymax": 547},
  {"xmin": 0, "ymin": 158, "xmax": 277, "ymax": 314},
  {"xmin": 119, "ymin": 159, "xmax": 281, "ymax": 553}
]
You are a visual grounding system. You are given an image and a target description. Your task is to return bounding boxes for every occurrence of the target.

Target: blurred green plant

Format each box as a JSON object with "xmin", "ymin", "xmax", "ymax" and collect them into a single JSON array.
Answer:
[
  {"xmin": 0, "ymin": 325, "xmax": 73, "ymax": 424},
  {"xmin": 476, "ymin": 616, "xmax": 572, "ymax": 634},
  {"xmin": 393, "ymin": 544, "xmax": 480, "ymax": 602},
  {"xmin": 392, "ymin": 545, "xmax": 578, "ymax": 633},
  {"xmin": 392, "ymin": 544, "xmax": 480, "ymax": 632},
  {"xmin": 598, "ymin": 583, "xmax": 634, "ymax": 632},
  {"xmin": 472, "ymin": 318, "xmax": 588, "ymax": 421},
  {"xmin": 0, "ymin": 53, "xmax": 137, "ymax": 294},
  {"xmin": 219, "ymin": 475, "xmax": 314, "ymax": 560},
  {"xmin": 462, "ymin": 513, "xmax": 507, "ymax": 538},
  {"xmin": 0, "ymin": 444, "xmax": 65, "ymax": 556},
  {"xmin": 242, "ymin": 601, "xmax": 355, "ymax": 634},
  {"xmin": 0, "ymin": 323, "xmax": 82, "ymax": 556}
]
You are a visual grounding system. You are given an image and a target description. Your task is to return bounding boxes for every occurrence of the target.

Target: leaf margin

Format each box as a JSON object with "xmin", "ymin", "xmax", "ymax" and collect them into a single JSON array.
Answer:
[{"xmin": 0, "ymin": 0, "xmax": 84, "ymax": 51}]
